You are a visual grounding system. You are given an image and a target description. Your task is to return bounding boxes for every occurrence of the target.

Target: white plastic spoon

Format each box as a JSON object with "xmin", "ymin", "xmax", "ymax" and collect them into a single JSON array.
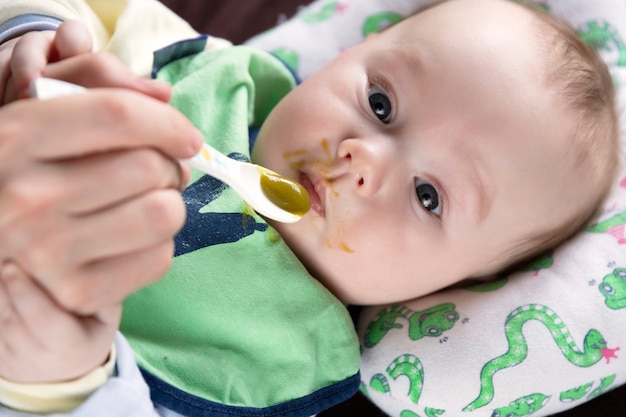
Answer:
[{"xmin": 29, "ymin": 78, "xmax": 310, "ymax": 223}]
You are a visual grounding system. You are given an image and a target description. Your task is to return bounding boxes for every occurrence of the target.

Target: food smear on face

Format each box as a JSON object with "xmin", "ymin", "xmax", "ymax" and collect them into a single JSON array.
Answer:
[
  {"xmin": 259, "ymin": 167, "xmax": 311, "ymax": 216},
  {"xmin": 325, "ymin": 211, "xmax": 354, "ymax": 254},
  {"xmin": 326, "ymin": 239, "xmax": 354, "ymax": 253},
  {"xmin": 283, "ymin": 148, "xmax": 307, "ymax": 161},
  {"xmin": 284, "ymin": 138, "xmax": 332, "ymax": 172},
  {"xmin": 282, "ymin": 139, "xmax": 354, "ymax": 253},
  {"xmin": 320, "ymin": 138, "xmax": 332, "ymax": 160}
]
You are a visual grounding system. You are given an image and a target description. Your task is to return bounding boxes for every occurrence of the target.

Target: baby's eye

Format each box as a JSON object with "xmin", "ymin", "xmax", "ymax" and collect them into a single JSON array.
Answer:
[
  {"xmin": 415, "ymin": 178, "xmax": 442, "ymax": 217},
  {"xmin": 368, "ymin": 85, "xmax": 392, "ymax": 124}
]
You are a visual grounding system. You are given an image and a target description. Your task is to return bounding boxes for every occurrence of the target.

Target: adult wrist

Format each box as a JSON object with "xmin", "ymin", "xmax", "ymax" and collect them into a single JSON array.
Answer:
[{"xmin": 0, "ymin": 343, "xmax": 116, "ymax": 413}]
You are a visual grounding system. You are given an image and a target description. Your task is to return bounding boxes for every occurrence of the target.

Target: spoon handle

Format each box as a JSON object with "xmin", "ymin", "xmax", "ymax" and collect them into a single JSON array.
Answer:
[{"xmin": 181, "ymin": 143, "xmax": 237, "ymax": 186}]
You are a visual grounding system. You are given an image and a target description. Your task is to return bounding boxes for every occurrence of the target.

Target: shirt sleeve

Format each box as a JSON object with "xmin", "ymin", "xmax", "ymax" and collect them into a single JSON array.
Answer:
[
  {"xmin": 0, "ymin": 333, "xmax": 161, "ymax": 417},
  {"xmin": 0, "ymin": 0, "xmax": 207, "ymax": 76},
  {"xmin": 0, "ymin": 14, "xmax": 63, "ymax": 44}
]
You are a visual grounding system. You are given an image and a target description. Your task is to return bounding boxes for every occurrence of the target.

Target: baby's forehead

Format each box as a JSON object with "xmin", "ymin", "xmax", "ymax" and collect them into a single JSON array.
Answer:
[{"xmin": 388, "ymin": 0, "xmax": 545, "ymax": 43}]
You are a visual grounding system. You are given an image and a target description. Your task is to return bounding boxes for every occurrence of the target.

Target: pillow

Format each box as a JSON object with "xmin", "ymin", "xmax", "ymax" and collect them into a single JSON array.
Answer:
[{"xmin": 246, "ymin": 1, "xmax": 626, "ymax": 416}]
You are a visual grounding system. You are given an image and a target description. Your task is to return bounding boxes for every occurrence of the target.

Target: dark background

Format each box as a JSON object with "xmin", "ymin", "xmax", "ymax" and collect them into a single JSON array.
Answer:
[{"xmin": 159, "ymin": 1, "xmax": 626, "ymax": 415}]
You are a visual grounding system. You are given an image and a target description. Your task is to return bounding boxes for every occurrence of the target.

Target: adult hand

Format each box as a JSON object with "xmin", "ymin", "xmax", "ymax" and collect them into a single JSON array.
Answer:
[
  {"xmin": 0, "ymin": 20, "xmax": 170, "ymax": 104},
  {"xmin": 0, "ymin": 261, "xmax": 118, "ymax": 383},
  {"xmin": 0, "ymin": 89, "xmax": 202, "ymax": 315}
]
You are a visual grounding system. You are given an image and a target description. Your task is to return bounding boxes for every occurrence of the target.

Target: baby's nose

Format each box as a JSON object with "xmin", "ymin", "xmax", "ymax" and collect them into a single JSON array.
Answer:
[{"xmin": 337, "ymin": 138, "xmax": 385, "ymax": 196}]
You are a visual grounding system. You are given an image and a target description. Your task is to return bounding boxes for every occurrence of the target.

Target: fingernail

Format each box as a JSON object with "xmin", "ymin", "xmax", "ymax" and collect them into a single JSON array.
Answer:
[
  {"xmin": 188, "ymin": 126, "xmax": 204, "ymax": 152},
  {"xmin": 134, "ymin": 78, "xmax": 172, "ymax": 103}
]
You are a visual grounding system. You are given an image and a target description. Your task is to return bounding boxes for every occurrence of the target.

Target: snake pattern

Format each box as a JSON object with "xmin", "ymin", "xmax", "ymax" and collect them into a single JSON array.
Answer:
[
  {"xmin": 463, "ymin": 304, "xmax": 610, "ymax": 411},
  {"xmin": 369, "ymin": 353, "xmax": 425, "ymax": 404}
]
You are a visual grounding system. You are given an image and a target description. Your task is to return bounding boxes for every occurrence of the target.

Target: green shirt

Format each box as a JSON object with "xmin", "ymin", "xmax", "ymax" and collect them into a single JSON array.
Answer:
[{"xmin": 120, "ymin": 42, "xmax": 360, "ymax": 416}]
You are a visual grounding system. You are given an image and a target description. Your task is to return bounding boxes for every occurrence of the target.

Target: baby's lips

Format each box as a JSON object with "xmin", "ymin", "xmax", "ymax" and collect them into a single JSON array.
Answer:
[{"xmin": 299, "ymin": 172, "xmax": 325, "ymax": 216}]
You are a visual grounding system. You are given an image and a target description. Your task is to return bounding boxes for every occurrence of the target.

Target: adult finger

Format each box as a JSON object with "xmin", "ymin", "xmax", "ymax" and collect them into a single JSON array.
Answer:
[
  {"xmin": 5, "ymin": 259, "xmax": 120, "ymax": 361},
  {"xmin": 47, "ymin": 242, "xmax": 176, "ymax": 315},
  {"xmin": 9, "ymin": 188, "xmax": 184, "ymax": 284},
  {"xmin": 4, "ymin": 91, "xmax": 203, "ymax": 160},
  {"xmin": 0, "ymin": 261, "xmax": 33, "ymax": 349},
  {"xmin": 0, "ymin": 262, "xmax": 36, "ymax": 381},
  {"xmin": 53, "ymin": 20, "xmax": 93, "ymax": 60},
  {"xmin": 0, "ymin": 262, "xmax": 58, "ymax": 350},
  {"xmin": 52, "ymin": 189, "xmax": 185, "ymax": 265},
  {"xmin": 43, "ymin": 51, "xmax": 172, "ymax": 103},
  {"xmin": 40, "ymin": 148, "xmax": 186, "ymax": 215},
  {"xmin": 10, "ymin": 31, "xmax": 55, "ymax": 99},
  {"xmin": 0, "ymin": 38, "xmax": 19, "ymax": 104},
  {"xmin": 0, "ymin": 261, "xmax": 120, "ymax": 382}
]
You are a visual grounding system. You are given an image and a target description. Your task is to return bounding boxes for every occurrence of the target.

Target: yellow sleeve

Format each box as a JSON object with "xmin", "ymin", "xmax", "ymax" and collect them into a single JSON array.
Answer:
[
  {"xmin": 0, "ymin": 344, "xmax": 116, "ymax": 413},
  {"xmin": 99, "ymin": 0, "xmax": 232, "ymax": 75},
  {"xmin": 0, "ymin": 0, "xmax": 231, "ymax": 76},
  {"xmin": 0, "ymin": 0, "xmax": 111, "ymax": 50}
]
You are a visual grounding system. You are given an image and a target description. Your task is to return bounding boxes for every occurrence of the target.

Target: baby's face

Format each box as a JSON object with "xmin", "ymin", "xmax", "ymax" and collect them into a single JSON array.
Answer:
[{"xmin": 253, "ymin": 0, "xmax": 580, "ymax": 304}]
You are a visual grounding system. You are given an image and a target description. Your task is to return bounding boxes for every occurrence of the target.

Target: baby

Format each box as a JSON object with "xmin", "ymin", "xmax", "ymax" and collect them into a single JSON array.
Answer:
[
  {"xmin": 0, "ymin": 0, "xmax": 618, "ymax": 416},
  {"xmin": 253, "ymin": 0, "xmax": 619, "ymax": 303}
]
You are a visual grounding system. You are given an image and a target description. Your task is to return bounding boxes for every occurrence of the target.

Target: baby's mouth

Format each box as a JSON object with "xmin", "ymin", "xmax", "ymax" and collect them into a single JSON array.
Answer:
[{"xmin": 299, "ymin": 172, "xmax": 325, "ymax": 216}]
